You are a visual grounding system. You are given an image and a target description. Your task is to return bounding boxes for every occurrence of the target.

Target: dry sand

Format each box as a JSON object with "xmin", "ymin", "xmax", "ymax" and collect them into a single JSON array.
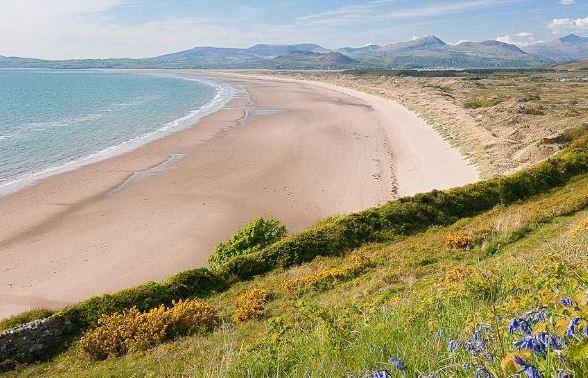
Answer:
[{"xmin": 0, "ymin": 72, "xmax": 478, "ymax": 318}]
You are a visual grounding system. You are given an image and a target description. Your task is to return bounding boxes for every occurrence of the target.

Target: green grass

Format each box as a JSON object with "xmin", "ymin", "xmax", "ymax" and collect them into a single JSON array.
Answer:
[{"xmin": 8, "ymin": 170, "xmax": 588, "ymax": 377}]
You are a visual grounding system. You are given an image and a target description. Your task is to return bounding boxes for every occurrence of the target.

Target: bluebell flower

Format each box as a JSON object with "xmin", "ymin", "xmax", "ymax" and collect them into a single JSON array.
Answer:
[
  {"xmin": 584, "ymin": 325, "xmax": 588, "ymax": 337},
  {"xmin": 381, "ymin": 344, "xmax": 389, "ymax": 356},
  {"xmin": 508, "ymin": 317, "xmax": 532, "ymax": 335},
  {"xmin": 514, "ymin": 336, "xmax": 546, "ymax": 357},
  {"xmin": 525, "ymin": 309, "xmax": 549, "ymax": 324},
  {"xmin": 514, "ymin": 356, "xmax": 542, "ymax": 378},
  {"xmin": 482, "ymin": 351, "xmax": 495, "ymax": 362},
  {"xmin": 557, "ymin": 370, "xmax": 572, "ymax": 378},
  {"xmin": 433, "ymin": 329, "xmax": 445, "ymax": 341},
  {"xmin": 476, "ymin": 323, "xmax": 491, "ymax": 331},
  {"xmin": 585, "ymin": 289, "xmax": 588, "ymax": 306},
  {"xmin": 534, "ymin": 332, "xmax": 565, "ymax": 351},
  {"xmin": 464, "ymin": 338, "xmax": 485, "ymax": 357},
  {"xmin": 461, "ymin": 362, "xmax": 471, "ymax": 370},
  {"xmin": 372, "ymin": 370, "xmax": 392, "ymax": 378},
  {"xmin": 475, "ymin": 367, "xmax": 492, "ymax": 378},
  {"xmin": 559, "ymin": 297, "xmax": 574, "ymax": 307},
  {"xmin": 566, "ymin": 317, "xmax": 580, "ymax": 338},
  {"xmin": 447, "ymin": 338, "xmax": 460, "ymax": 352},
  {"xmin": 389, "ymin": 355, "xmax": 407, "ymax": 372}
]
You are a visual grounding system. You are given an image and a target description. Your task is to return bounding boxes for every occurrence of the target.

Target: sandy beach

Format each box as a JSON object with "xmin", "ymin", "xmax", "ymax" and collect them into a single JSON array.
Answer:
[{"xmin": 0, "ymin": 72, "xmax": 478, "ymax": 318}]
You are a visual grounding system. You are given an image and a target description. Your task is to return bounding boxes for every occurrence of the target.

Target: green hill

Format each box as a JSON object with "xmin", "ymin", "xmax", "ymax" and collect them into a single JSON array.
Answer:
[{"xmin": 3, "ymin": 137, "xmax": 588, "ymax": 377}]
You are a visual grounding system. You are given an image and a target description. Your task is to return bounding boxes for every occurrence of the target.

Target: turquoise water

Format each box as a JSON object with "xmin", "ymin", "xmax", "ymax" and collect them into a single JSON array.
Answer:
[{"xmin": 0, "ymin": 69, "xmax": 230, "ymax": 194}]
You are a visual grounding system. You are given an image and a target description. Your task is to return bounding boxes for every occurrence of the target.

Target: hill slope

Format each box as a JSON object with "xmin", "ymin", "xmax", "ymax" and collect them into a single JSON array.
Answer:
[
  {"xmin": 524, "ymin": 34, "xmax": 588, "ymax": 62},
  {"xmin": 4, "ymin": 134, "xmax": 588, "ymax": 376}
]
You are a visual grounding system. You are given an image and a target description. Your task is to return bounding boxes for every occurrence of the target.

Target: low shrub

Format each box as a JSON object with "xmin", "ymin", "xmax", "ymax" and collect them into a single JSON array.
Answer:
[
  {"xmin": 169, "ymin": 299, "xmax": 218, "ymax": 335},
  {"xmin": 208, "ymin": 218, "xmax": 287, "ymax": 269},
  {"xmin": 281, "ymin": 253, "xmax": 372, "ymax": 294},
  {"xmin": 518, "ymin": 93, "xmax": 541, "ymax": 102},
  {"xmin": 446, "ymin": 233, "xmax": 474, "ymax": 249},
  {"xmin": 79, "ymin": 299, "xmax": 217, "ymax": 360},
  {"xmin": 522, "ymin": 105, "xmax": 545, "ymax": 115},
  {"xmin": 60, "ymin": 268, "xmax": 225, "ymax": 331},
  {"xmin": 0, "ymin": 308, "xmax": 54, "ymax": 333},
  {"xmin": 464, "ymin": 97, "xmax": 502, "ymax": 109},
  {"xmin": 233, "ymin": 289, "xmax": 271, "ymax": 324}
]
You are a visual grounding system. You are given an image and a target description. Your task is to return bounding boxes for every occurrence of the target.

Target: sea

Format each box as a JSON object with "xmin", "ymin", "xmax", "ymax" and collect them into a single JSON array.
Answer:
[{"xmin": 0, "ymin": 69, "xmax": 232, "ymax": 195}]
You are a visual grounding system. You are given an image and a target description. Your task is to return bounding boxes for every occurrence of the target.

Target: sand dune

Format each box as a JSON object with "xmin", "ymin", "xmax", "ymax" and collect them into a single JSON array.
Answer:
[{"xmin": 0, "ymin": 72, "xmax": 478, "ymax": 318}]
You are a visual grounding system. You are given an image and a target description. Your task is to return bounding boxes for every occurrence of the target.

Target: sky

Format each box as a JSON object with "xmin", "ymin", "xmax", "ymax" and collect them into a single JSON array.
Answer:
[{"xmin": 0, "ymin": 0, "xmax": 587, "ymax": 60}]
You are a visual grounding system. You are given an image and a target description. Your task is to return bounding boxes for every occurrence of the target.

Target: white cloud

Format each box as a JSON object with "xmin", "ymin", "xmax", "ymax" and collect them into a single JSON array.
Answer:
[
  {"xmin": 382, "ymin": 0, "xmax": 523, "ymax": 19},
  {"xmin": 298, "ymin": 0, "xmax": 522, "ymax": 27},
  {"xmin": 496, "ymin": 32, "xmax": 541, "ymax": 46},
  {"xmin": 547, "ymin": 16, "xmax": 588, "ymax": 34},
  {"xmin": 559, "ymin": 0, "xmax": 576, "ymax": 5},
  {"xmin": 0, "ymin": 0, "xmax": 274, "ymax": 59}
]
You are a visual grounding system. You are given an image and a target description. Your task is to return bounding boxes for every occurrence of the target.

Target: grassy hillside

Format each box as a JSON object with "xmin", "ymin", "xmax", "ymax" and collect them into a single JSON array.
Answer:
[{"xmin": 3, "ymin": 136, "xmax": 588, "ymax": 376}]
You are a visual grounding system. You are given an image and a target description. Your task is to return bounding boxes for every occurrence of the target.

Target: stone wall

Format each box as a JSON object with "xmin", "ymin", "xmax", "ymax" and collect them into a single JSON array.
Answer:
[{"xmin": 0, "ymin": 316, "xmax": 72, "ymax": 368}]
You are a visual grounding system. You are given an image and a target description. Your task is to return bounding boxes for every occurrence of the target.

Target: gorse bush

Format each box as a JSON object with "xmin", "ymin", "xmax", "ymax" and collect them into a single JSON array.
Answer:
[
  {"xmin": 208, "ymin": 218, "xmax": 287, "ymax": 269},
  {"xmin": 233, "ymin": 289, "xmax": 271, "ymax": 324},
  {"xmin": 446, "ymin": 233, "xmax": 474, "ymax": 249},
  {"xmin": 78, "ymin": 299, "xmax": 217, "ymax": 360}
]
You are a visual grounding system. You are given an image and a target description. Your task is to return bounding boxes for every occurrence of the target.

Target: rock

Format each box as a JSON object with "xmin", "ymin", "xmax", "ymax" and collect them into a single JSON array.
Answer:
[{"xmin": 0, "ymin": 316, "xmax": 72, "ymax": 367}]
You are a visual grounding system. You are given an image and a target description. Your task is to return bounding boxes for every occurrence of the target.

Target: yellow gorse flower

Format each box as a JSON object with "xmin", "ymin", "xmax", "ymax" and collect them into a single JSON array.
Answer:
[{"xmin": 79, "ymin": 299, "xmax": 217, "ymax": 360}]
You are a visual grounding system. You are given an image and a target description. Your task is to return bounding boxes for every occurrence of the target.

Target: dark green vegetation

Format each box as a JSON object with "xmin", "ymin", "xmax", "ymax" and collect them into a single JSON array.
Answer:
[{"xmin": 208, "ymin": 218, "xmax": 287, "ymax": 269}]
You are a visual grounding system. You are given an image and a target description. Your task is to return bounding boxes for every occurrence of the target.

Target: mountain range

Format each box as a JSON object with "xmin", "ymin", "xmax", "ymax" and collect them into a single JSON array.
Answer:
[{"xmin": 1, "ymin": 34, "xmax": 587, "ymax": 70}]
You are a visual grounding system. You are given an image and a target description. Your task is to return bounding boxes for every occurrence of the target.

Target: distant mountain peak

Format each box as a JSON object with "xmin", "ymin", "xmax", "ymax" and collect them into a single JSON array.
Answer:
[
  {"xmin": 560, "ymin": 34, "xmax": 581, "ymax": 43},
  {"xmin": 419, "ymin": 35, "xmax": 446, "ymax": 45}
]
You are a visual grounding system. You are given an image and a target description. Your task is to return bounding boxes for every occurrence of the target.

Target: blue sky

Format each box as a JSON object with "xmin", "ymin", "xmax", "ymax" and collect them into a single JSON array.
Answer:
[{"xmin": 0, "ymin": 0, "xmax": 586, "ymax": 59}]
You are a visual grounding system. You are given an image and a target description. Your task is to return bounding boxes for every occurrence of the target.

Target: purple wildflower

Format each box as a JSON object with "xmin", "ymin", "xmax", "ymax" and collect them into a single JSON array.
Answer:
[
  {"xmin": 525, "ymin": 309, "xmax": 549, "ymax": 324},
  {"xmin": 433, "ymin": 329, "xmax": 445, "ymax": 341},
  {"xmin": 447, "ymin": 338, "xmax": 460, "ymax": 352},
  {"xmin": 559, "ymin": 297, "xmax": 574, "ymax": 307},
  {"xmin": 508, "ymin": 317, "xmax": 532, "ymax": 335},
  {"xmin": 381, "ymin": 344, "xmax": 389, "ymax": 356},
  {"xmin": 389, "ymin": 355, "xmax": 407, "ymax": 372},
  {"xmin": 514, "ymin": 356, "xmax": 542, "ymax": 378},
  {"xmin": 534, "ymin": 332, "xmax": 565, "ymax": 351},
  {"xmin": 514, "ymin": 336, "xmax": 546, "ymax": 357},
  {"xmin": 372, "ymin": 370, "xmax": 392, "ymax": 378},
  {"xmin": 566, "ymin": 317, "xmax": 580, "ymax": 338},
  {"xmin": 557, "ymin": 370, "xmax": 572, "ymax": 378},
  {"xmin": 475, "ymin": 367, "xmax": 492, "ymax": 378}
]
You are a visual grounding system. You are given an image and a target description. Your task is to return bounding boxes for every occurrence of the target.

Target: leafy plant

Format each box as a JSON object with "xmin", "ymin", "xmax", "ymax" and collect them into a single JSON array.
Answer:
[{"xmin": 208, "ymin": 218, "xmax": 287, "ymax": 269}]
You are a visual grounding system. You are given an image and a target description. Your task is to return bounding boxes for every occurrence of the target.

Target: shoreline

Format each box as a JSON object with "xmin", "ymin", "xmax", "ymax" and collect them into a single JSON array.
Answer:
[
  {"xmin": 0, "ymin": 71, "xmax": 477, "ymax": 318},
  {"xmin": 0, "ymin": 71, "xmax": 234, "ymax": 198}
]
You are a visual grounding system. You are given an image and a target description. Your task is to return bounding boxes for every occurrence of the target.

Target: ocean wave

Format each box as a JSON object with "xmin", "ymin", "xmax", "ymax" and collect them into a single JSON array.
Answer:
[{"xmin": 0, "ymin": 75, "xmax": 235, "ymax": 197}]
